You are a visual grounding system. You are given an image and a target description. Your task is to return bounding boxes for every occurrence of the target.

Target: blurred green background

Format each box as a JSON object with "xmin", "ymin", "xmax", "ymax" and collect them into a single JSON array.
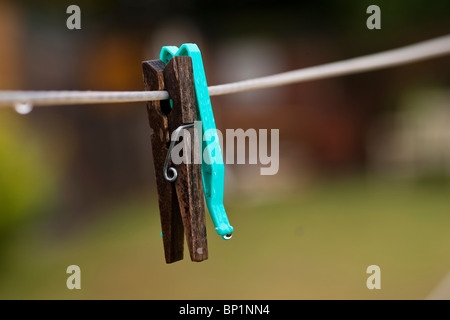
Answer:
[{"xmin": 0, "ymin": 0, "xmax": 450, "ymax": 299}]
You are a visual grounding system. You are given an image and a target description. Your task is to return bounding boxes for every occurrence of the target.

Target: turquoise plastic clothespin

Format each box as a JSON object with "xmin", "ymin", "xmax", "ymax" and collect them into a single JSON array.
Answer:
[{"xmin": 160, "ymin": 44, "xmax": 233, "ymax": 240}]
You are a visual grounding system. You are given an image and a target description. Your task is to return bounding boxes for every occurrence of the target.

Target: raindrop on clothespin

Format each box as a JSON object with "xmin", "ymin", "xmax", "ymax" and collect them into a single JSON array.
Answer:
[{"xmin": 14, "ymin": 102, "xmax": 33, "ymax": 115}]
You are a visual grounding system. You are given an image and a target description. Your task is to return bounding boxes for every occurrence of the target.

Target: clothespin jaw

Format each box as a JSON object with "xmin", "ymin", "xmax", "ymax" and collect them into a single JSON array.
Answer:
[
  {"xmin": 160, "ymin": 44, "xmax": 234, "ymax": 240},
  {"xmin": 143, "ymin": 56, "xmax": 208, "ymax": 263}
]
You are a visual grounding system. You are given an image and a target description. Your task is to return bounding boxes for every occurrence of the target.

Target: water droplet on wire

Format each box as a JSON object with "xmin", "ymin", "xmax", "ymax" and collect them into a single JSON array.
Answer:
[{"xmin": 14, "ymin": 102, "xmax": 33, "ymax": 115}]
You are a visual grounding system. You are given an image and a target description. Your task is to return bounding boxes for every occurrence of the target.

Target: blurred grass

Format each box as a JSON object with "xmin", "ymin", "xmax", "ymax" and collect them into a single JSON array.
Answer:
[
  {"xmin": 0, "ymin": 114, "xmax": 56, "ymax": 232},
  {"xmin": 0, "ymin": 177, "xmax": 449, "ymax": 299}
]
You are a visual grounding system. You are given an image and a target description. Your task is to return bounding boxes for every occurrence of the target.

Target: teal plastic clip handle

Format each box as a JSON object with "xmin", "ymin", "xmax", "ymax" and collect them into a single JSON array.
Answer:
[{"xmin": 160, "ymin": 44, "xmax": 233, "ymax": 240}]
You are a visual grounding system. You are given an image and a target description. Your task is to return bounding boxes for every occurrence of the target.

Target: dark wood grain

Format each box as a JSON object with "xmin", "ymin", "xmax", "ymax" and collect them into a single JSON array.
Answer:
[
  {"xmin": 142, "ymin": 59, "xmax": 184, "ymax": 263},
  {"xmin": 142, "ymin": 56, "xmax": 208, "ymax": 263},
  {"xmin": 164, "ymin": 56, "xmax": 208, "ymax": 262}
]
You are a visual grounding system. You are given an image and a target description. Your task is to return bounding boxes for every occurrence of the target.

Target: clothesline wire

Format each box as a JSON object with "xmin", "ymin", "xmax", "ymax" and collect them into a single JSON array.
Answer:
[{"xmin": 0, "ymin": 34, "xmax": 449, "ymax": 108}]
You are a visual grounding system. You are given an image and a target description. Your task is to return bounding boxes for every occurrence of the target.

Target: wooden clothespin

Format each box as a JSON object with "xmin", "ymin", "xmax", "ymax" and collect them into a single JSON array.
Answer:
[
  {"xmin": 160, "ymin": 44, "xmax": 233, "ymax": 240},
  {"xmin": 142, "ymin": 56, "xmax": 208, "ymax": 263}
]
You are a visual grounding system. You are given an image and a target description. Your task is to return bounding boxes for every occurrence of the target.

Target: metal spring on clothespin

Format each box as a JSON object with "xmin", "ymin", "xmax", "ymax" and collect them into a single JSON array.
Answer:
[{"xmin": 163, "ymin": 123, "xmax": 194, "ymax": 182}]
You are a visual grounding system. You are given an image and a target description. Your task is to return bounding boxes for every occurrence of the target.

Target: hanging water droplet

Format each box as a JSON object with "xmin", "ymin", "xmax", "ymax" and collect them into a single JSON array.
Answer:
[{"xmin": 14, "ymin": 102, "xmax": 33, "ymax": 115}]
